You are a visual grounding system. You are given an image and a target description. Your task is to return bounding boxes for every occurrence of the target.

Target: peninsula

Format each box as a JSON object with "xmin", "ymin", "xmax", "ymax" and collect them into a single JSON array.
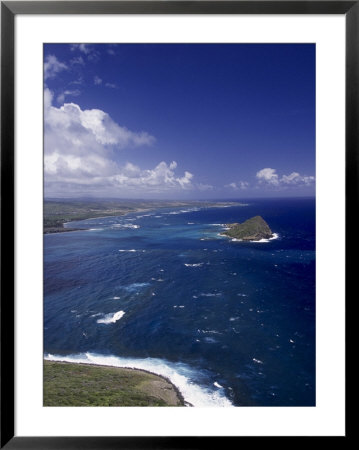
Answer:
[
  {"xmin": 223, "ymin": 215, "xmax": 273, "ymax": 241},
  {"xmin": 44, "ymin": 360, "xmax": 186, "ymax": 406},
  {"xmin": 44, "ymin": 199, "xmax": 244, "ymax": 234}
]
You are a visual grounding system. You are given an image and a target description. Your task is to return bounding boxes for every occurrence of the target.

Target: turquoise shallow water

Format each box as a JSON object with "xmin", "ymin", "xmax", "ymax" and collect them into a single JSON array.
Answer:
[{"xmin": 44, "ymin": 197, "xmax": 315, "ymax": 406}]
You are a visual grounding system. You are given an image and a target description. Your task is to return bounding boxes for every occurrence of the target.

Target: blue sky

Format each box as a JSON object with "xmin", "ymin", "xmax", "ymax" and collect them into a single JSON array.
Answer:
[{"xmin": 44, "ymin": 43, "xmax": 315, "ymax": 199}]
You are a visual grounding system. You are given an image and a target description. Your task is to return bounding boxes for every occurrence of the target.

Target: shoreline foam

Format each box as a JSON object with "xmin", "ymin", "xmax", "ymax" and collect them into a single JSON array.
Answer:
[{"xmin": 44, "ymin": 352, "xmax": 233, "ymax": 407}]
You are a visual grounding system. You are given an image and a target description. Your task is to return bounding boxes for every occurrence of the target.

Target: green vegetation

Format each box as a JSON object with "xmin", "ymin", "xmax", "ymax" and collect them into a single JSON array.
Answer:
[
  {"xmin": 224, "ymin": 215, "xmax": 273, "ymax": 241},
  {"xmin": 43, "ymin": 360, "xmax": 185, "ymax": 406},
  {"xmin": 44, "ymin": 199, "xmax": 243, "ymax": 233}
]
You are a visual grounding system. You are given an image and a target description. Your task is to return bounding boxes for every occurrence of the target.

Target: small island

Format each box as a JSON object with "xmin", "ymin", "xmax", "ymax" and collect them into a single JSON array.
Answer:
[{"xmin": 223, "ymin": 216, "xmax": 273, "ymax": 241}]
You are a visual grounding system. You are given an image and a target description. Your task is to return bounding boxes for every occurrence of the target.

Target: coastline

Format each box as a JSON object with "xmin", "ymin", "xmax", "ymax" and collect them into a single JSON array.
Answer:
[
  {"xmin": 44, "ymin": 201, "xmax": 243, "ymax": 235},
  {"xmin": 44, "ymin": 207, "xmax": 154, "ymax": 234},
  {"xmin": 44, "ymin": 359, "xmax": 188, "ymax": 407}
]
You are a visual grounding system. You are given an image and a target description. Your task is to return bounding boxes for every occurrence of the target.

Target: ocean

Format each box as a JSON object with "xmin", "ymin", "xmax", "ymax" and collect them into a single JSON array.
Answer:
[{"xmin": 44, "ymin": 197, "xmax": 315, "ymax": 407}]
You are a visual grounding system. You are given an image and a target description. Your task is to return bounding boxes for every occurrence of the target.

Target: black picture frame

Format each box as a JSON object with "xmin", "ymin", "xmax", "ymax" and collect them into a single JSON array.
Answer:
[{"xmin": 1, "ymin": 1, "xmax": 353, "ymax": 447}]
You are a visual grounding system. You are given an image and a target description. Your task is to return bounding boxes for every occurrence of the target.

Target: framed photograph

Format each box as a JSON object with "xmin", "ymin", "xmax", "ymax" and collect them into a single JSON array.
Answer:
[{"xmin": 1, "ymin": 1, "xmax": 353, "ymax": 447}]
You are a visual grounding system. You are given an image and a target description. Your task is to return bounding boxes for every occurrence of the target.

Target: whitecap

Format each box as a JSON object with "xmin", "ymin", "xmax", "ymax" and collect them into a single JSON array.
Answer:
[
  {"xmin": 112, "ymin": 224, "xmax": 140, "ymax": 229},
  {"xmin": 252, "ymin": 358, "xmax": 264, "ymax": 364},
  {"xmin": 203, "ymin": 337, "xmax": 217, "ymax": 344},
  {"xmin": 199, "ymin": 292, "xmax": 222, "ymax": 297},
  {"xmin": 184, "ymin": 263, "xmax": 203, "ymax": 267},
  {"xmin": 97, "ymin": 310, "xmax": 125, "ymax": 324},
  {"xmin": 198, "ymin": 329, "xmax": 221, "ymax": 334},
  {"xmin": 124, "ymin": 282, "xmax": 150, "ymax": 292},
  {"xmin": 44, "ymin": 352, "xmax": 233, "ymax": 407}
]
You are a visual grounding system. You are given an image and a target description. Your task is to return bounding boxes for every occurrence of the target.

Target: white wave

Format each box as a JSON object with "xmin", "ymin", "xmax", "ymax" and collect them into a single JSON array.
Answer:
[
  {"xmin": 184, "ymin": 263, "xmax": 203, "ymax": 267},
  {"xmin": 199, "ymin": 292, "xmax": 222, "ymax": 297},
  {"xmin": 88, "ymin": 228, "xmax": 104, "ymax": 231},
  {"xmin": 252, "ymin": 358, "xmax": 263, "ymax": 364},
  {"xmin": 250, "ymin": 233, "xmax": 279, "ymax": 243},
  {"xmin": 198, "ymin": 329, "xmax": 221, "ymax": 334},
  {"xmin": 97, "ymin": 310, "xmax": 125, "ymax": 324},
  {"xmin": 203, "ymin": 337, "xmax": 217, "ymax": 344},
  {"xmin": 112, "ymin": 296, "xmax": 121, "ymax": 300},
  {"xmin": 118, "ymin": 249, "xmax": 146, "ymax": 253},
  {"xmin": 187, "ymin": 222, "xmax": 195, "ymax": 225},
  {"xmin": 112, "ymin": 224, "xmax": 140, "ymax": 229},
  {"xmin": 44, "ymin": 352, "xmax": 233, "ymax": 407},
  {"xmin": 214, "ymin": 381, "xmax": 223, "ymax": 388},
  {"xmin": 124, "ymin": 282, "xmax": 150, "ymax": 292}
]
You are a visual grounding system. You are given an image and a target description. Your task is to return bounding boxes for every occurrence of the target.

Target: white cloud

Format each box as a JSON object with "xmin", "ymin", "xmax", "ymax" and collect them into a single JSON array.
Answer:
[
  {"xmin": 44, "ymin": 89, "xmax": 193, "ymax": 196},
  {"xmin": 105, "ymin": 82, "xmax": 118, "ymax": 89},
  {"xmin": 256, "ymin": 167, "xmax": 315, "ymax": 188},
  {"xmin": 197, "ymin": 183, "xmax": 214, "ymax": 191},
  {"xmin": 70, "ymin": 44, "xmax": 91, "ymax": 54},
  {"xmin": 94, "ymin": 76, "xmax": 102, "ymax": 85},
  {"xmin": 44, "ymin": 55, "xmax": 68, "ymax": 80},
  {"xmin": 70, "ymin": 44, "xmax": 100, "ymax": 62},
  {"xmin": 239, "ymin": 181, "xmax": 249, "ymax": 189},
  {"xmin": 56, "ymin": 89, "xmax": 81, "ymax": 104},
  {"xmin": 225, "ymin": 181, "xmax": 249, "ymax": 190},
  {"xmin": 256, "ymin": 168, "xmax": 279, "ymax": 186},
  {"xmin": 280, "ymin": 172, "xmax": 315, "ymax": 185},
  {"xmin": 107, "ymin": 161, "xmax": 193, "ymax": 192},
  {"xmin": 45, "ymin": 90, "xmax": 155, "ymax": 148},
  {"xmin": 69, "ymin": 77, "xmax": 84, "ymax": 86},
  {"xmin": 70, "ymin": 56, "xmax": 85, "ymax": 66}
]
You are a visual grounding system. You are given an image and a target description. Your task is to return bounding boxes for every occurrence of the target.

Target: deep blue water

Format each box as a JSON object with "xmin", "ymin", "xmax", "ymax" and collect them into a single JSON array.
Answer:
[{"xmin": 44, "ymin": 197, "xmax": 315, "ymax": 407}]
